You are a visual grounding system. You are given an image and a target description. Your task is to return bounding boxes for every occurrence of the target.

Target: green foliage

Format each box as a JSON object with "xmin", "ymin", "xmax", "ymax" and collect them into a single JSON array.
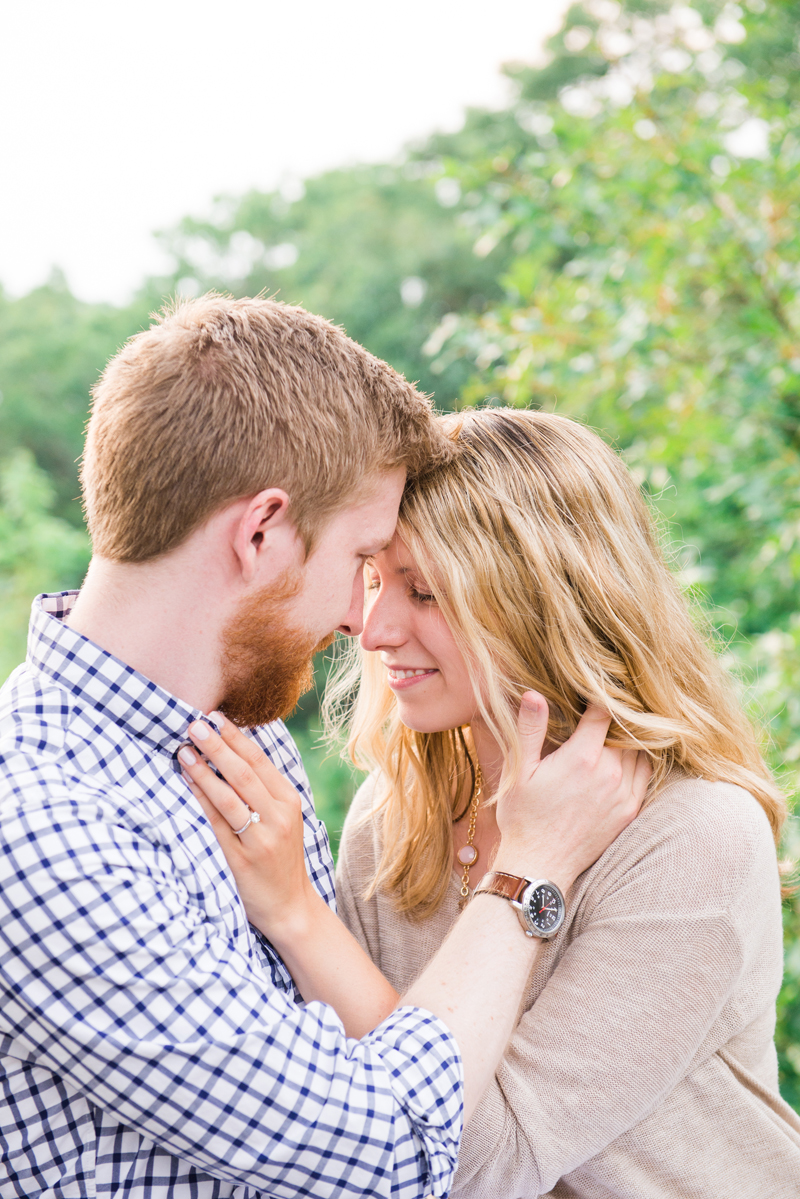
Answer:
[
  {"xmin": 157, "ymin": 164, "xmax": 511, "ymax": 408},
  {"xmin": 0, "ymin": 449, "xmax": 90, "ymax": 681},
  {"xmin": 778, "ymin": 891, "xmax": 800, "ymax": 1109},
  {"xmin": 0, "ymin": 275, "xmax": 152, "ymax": 525},
  {"xmin": 423, "ymin": 3, "xmax": 800, "ymax": 636},
  {"xmin": 289, "ymin": 720, "xmax": 360, "ymax": 860}
]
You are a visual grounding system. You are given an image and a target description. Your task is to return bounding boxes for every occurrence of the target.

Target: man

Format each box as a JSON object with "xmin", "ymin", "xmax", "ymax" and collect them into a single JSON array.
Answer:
[{"xmin": 0, "ymin": 295, "xmax": 643, "ymax": 1198}]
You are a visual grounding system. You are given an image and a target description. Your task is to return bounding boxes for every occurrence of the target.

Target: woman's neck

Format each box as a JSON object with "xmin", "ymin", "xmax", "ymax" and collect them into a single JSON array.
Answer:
[{"xmin": 469, "ymin": 719, "xmax": 504, "ymax": 797}]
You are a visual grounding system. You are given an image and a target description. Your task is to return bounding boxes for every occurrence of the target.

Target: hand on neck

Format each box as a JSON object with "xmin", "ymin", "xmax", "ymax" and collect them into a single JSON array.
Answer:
[
  {"xmin": 469, "ymin": 719, "xmax": 504, "ymax": 797},
  {"xmin": 470, "ymin": 708, "xmax": 559, "ymax": 800}
]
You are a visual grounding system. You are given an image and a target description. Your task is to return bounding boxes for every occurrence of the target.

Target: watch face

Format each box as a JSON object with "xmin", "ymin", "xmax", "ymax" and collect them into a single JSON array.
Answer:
[{"xmin": 524, "ymin": 883, "xmax": 565, "ymax": 937}]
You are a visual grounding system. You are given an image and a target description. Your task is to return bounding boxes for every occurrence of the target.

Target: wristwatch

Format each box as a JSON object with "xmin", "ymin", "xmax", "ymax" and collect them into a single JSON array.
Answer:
[{"xmin": 473, "ymin": 871, "xmax": 566, "ymax": 939}]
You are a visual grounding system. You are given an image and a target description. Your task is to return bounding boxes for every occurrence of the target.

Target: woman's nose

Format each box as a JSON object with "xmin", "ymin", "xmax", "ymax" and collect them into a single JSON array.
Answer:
[{"xmin": 360, "ymin": 592, "xmax": 406, "ymax": 653}]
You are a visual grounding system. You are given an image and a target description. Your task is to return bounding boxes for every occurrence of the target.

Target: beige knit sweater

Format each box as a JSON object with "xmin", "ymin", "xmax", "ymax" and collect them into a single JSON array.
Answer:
[{"xmin": 337, "ymin": 771, "xmax": 800, "ymax": 1198}]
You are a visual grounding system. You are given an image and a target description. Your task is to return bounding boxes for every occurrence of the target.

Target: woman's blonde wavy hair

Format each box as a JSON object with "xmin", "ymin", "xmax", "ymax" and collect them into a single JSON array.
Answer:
[{"xmin": 324, "ymin": 408, "xmax": 786, "ymax": 918}]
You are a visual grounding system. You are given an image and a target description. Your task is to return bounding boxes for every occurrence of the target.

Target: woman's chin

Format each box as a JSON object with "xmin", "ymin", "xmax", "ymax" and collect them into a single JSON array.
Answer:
[
  {"xmin": 396, "ymin": 705, "xmax": 464, "ymax": 735},
  {"xmin": 399, "ymin": 718, "xmax": 451, "ymax": 734}
]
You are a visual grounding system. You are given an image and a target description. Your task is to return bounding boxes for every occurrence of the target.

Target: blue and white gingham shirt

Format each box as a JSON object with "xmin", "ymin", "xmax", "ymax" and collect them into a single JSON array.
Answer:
[{"xmin": 0, "ymin": 593, "xmax": 463, "ymax": 1198}]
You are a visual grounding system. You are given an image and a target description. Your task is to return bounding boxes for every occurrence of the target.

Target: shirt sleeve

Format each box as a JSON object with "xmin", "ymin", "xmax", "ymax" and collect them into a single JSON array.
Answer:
[
  {"xmin": 0, "ymin": 780, "xmax": 463, "ymax": 1199},
  {"xmin": 452, "ymin": 788, "xmax": 778, "ymax": 1197}
]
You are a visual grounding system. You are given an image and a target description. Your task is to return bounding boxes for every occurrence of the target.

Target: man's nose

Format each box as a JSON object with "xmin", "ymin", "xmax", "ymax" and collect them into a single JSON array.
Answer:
[{"xmin": 337, "ymin": 571, "xmax": 365, "ymax": 638}]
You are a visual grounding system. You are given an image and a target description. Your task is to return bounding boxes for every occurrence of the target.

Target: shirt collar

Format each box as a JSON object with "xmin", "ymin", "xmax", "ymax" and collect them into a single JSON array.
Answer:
[{"xmin": 27, "ymin": 592, "xmax": 212, "ymax": 761}]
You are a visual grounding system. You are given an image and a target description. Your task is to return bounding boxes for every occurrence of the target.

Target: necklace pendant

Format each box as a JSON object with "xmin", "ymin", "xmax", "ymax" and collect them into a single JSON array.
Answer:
[{"xmin": 457, "ymin": 844, "xmax": 478, "ymax": 866}]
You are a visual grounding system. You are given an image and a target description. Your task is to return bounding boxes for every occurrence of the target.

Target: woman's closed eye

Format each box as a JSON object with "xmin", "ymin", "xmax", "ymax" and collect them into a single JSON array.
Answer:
[{"xmin": 365, "ymin": 564, "xmax": 381, "ymax": 593}]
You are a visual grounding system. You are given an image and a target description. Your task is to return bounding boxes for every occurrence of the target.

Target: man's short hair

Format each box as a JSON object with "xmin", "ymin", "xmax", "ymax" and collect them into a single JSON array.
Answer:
[{"xmin": 82, "ymin": 293, "xmax": 452, "ymax": 561}]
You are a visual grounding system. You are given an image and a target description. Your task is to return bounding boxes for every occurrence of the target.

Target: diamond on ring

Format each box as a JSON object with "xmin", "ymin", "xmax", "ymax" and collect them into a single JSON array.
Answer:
[{"xmin": 232, "ymin": 806, "xmax": 260, "ymax": 836}]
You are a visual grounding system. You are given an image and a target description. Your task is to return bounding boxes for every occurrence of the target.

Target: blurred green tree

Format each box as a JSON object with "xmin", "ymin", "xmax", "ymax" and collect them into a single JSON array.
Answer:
[
  {"xmin": 0, "ymin": 275, "xmax": 152, "ymax": 525},
  {"xmin": 424, "ymin": 0, "xmax": 800, "ymax": 633},
  {"xmin": 0, "ymin": 449, "xmax": 90, "ymax": 680},
  {"xmin": 156, "ymin": 164, "xmax": 511, "ymax": 408}
]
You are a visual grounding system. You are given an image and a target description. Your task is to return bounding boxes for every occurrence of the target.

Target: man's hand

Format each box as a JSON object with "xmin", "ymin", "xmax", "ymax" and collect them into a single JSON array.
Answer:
[{"xmin": 492, "ymin": 692, "xmax": 651, "ymax": 893}]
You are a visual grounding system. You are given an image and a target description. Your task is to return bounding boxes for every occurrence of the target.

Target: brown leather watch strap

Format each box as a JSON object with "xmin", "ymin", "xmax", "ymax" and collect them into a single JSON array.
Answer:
[{"xmin": 473, "ymin": 871, "xmax": 528, "ymax": 903}]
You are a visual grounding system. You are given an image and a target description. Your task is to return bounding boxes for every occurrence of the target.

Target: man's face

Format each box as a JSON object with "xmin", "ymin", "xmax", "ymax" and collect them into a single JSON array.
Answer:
[
  {"xmin": 291, "ymin": 468, "xmax": 407, "ymax": 643},
  {"xmin": 219, "ymin": 469, "xmax": 405, "ymax": 727}
]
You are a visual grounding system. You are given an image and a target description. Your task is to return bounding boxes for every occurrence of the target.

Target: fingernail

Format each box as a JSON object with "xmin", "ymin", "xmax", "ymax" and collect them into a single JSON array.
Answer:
[
  {"xmin": 209, "ymin": 711, "xmax": 225, "ymax": 727},
  {"xmin": 191, "ymin": 721, "xmax": 211, "ymax": 741},
  {"xmin": 179, "ymin": 746, "xmax": 197, "ymax": 766}
]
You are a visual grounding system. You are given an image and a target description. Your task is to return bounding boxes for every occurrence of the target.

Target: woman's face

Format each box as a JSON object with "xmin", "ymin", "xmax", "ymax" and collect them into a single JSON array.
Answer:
[{"xmin": 360, "ymin": 534, "xmax": 479, "ymax": 733}]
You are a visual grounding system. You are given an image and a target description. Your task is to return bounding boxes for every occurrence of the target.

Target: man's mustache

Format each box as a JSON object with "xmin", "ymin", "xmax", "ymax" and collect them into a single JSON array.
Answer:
[{"xmin": 313, "ymin": 633, "xmax": 335, "ymax": 656}]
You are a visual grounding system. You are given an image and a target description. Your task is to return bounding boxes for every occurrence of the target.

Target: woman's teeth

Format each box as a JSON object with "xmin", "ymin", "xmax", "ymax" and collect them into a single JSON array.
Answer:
[{"xmin": 389, "ymin": 669, "xmax": 431, "ymax": 678}]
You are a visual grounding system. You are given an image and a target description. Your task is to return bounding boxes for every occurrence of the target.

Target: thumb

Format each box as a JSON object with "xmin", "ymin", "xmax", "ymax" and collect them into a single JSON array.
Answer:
[{"xmin": 517, "ymin": 690, "xmax": 549, "ymax": 772}]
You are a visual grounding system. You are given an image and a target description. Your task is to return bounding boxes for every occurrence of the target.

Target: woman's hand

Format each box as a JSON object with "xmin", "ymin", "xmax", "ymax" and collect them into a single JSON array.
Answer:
[
  {"xmin": 179, "ymin": 713, "xmax": 400, "ymax": 1038},
  {"xmin": 492, "ymin": 693, "xmax": 652, "ymax": 893},
  {"xmin": 179, "ymin": 713, "xmax": 316, "ymax": 942}
]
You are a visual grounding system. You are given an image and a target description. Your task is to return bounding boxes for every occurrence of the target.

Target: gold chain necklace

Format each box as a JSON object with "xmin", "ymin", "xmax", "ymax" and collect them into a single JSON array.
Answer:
[{"xmin": 457, "ymin": 762, "xmax": 483, "ymax": 907}]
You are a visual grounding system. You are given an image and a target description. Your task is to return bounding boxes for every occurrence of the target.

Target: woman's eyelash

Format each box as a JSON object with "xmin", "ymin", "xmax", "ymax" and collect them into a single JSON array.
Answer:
[{"xmin": 364, "ymin": 574, "xmax": 434, "ymax": 602}]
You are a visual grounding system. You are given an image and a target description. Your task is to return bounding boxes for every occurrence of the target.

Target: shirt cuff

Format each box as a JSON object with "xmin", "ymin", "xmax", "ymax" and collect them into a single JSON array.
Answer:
[{"xmin": 361, "ymin": 1004, "xmax": 464, "ymax": 1197}]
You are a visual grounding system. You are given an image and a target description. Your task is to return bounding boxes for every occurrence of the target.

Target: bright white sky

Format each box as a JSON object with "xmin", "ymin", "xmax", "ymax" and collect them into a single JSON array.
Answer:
[{"xmin": 0, "ymin": 0, "xmax": 570, "ymax": 304}]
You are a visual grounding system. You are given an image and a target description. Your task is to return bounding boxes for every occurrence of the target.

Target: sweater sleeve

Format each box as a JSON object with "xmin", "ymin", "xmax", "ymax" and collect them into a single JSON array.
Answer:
[{"xmin": 452, "ymin": 781, "xmax": 781, "ymax": 1198}]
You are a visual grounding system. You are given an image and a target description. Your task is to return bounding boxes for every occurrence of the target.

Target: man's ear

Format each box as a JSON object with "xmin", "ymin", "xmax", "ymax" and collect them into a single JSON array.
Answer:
[{"xmin": 231, "ymin": 488, "xmax": 295, "ymax": 584}]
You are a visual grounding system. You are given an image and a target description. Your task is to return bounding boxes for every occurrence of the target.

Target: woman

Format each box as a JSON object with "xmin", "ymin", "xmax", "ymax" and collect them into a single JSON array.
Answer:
[{"xmin": 185, "ymin": 409, "xmax": 800, "ymax": 1196}]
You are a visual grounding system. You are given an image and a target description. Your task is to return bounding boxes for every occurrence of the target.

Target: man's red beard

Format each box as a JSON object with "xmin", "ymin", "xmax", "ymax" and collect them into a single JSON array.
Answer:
[{"xmin": 219, "ymin": 571, "xmax": 333, "ymax": 728}]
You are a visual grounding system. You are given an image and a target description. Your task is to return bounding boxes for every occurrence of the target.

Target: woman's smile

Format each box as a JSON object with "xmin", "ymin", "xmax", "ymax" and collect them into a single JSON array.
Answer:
[{"xmin": 385, "ymin": 665, "xmax": 440, "ymax": 689}]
